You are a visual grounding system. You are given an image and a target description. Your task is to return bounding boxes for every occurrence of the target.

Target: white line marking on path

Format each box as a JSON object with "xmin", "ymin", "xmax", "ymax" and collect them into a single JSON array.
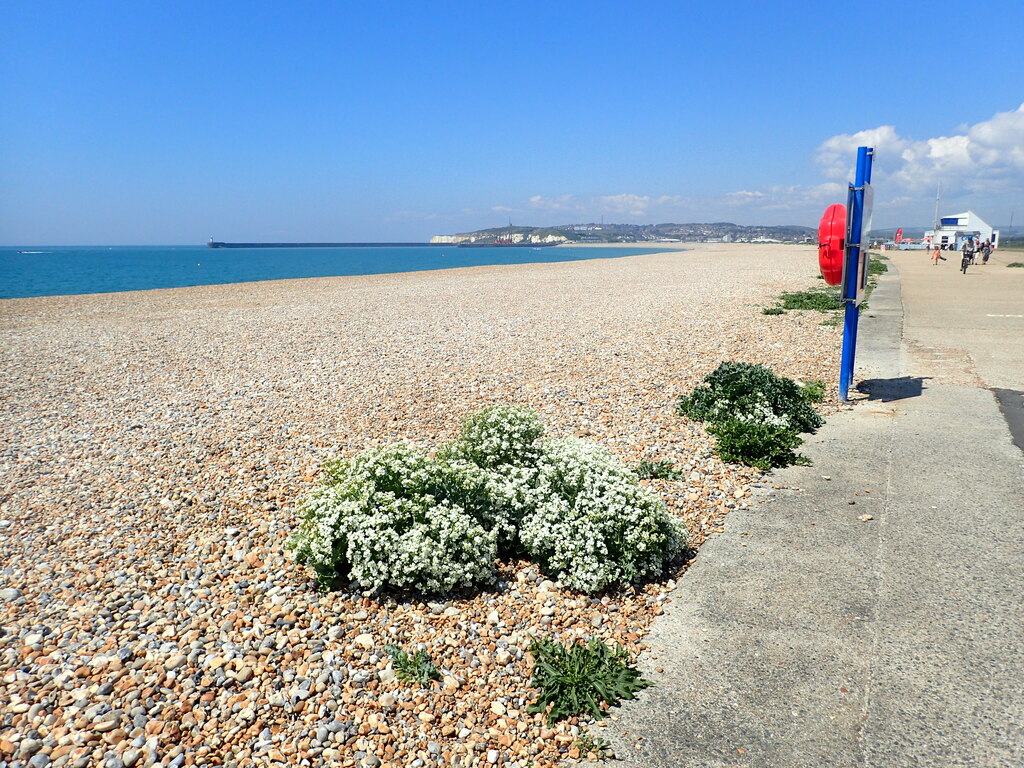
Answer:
[{"xmin": 985, "ymin": 314, "xmax": 1023, "ymax": 318}]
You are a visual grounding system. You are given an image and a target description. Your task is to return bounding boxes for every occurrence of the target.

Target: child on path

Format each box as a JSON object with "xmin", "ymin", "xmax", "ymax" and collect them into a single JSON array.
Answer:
[{"xmin": 932, "ymin": 245, "xmax": 941, "ymax": 265}]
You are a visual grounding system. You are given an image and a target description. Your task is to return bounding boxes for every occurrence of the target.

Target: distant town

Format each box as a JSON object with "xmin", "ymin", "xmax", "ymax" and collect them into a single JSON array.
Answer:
[
  {"xmin": 431, "ymin": 222, "xmax": 817, "ymax": 245},
  {"xmin": 432, "ymin": 220, "xmax": 1023, "ymax": 248}
]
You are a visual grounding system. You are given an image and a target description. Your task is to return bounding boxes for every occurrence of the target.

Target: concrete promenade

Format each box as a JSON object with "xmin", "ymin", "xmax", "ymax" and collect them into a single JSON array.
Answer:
[{"xmin": 605, "ymin": 250, "xmax": 1024, "ymax": 767}]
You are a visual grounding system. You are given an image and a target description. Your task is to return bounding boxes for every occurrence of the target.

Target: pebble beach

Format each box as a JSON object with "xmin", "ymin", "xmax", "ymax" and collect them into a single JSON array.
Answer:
[{"xmin": 1, "ymin": 243, "xmax": 842, "ymax": 768}]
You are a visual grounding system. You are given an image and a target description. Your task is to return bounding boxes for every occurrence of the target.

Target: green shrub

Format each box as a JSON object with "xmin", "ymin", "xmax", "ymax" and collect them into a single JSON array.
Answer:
[
  {"xmin": 436, "ymin": 405, "xmax": 544, "ymax": 553},
  {"xmin": 799, "ymin": 380, "xmax": 827, "ymax": 403},
  {"xmin": 678, "ymin": 362, "xmax": 824, "ymax": 434},
  {"xmin": 1007, "ymin": 262, "xmax": 1024, "ymax": 268},
  {"xmin": 573, "ymin": 731, "xmax": 611, "ymax": 759},
  {"xmin": 867, "ymin": 258, "xmax": 888, "ymax": 276},
  {"xmin": 776, "ymin": 288, "xmax": 842, "ymax": 312},
  {"xmin": 634, "ymin": 459, "xmax": 682, "ymax": 480},
  {"xmin": 520, "ymin": 439, "xmax": 689, "ymax": 593},
  {"xmin": 384, "ymin": 643, "xmax": 441, "ymax": 687},
  {"xmin": 527, "ymin": 637, "xmax": 650, "ymax": 724},
  {"xmin": 761, "ymin": 306, "xmax": 786, "ymax": 315},
  {"xmin": 708, "ymin": 419, "xmax": 810, "ymax": 470},
  {"xmin": 678, "ymin": 362, "xmax": 824, "ymax": 471}
]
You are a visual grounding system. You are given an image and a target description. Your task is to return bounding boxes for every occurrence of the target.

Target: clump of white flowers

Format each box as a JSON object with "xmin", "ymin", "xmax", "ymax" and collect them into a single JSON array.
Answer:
[
  {"xmin": 520, "ymin": 439, "xmax": 689, "ymax": 593},
  {"xmin": 287, "ymin": 405, "xmax": 690, "ymax": 594},
  {"xmin": 438, "ymin": 405, "xmax": 543, "ymax": 552},
  {"xmin": 440, "ymin": 404, "xmax": 545, "ymax": 469},
  {"xmin": 287, "ymin": 443, "xmax": 498, "ymax": 592}
]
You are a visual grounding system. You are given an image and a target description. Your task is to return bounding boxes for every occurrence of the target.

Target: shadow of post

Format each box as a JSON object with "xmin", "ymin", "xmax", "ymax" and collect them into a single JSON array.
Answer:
[{"xmin": 856, "ymin": 376, "xmax": 929, "ymax": 402}]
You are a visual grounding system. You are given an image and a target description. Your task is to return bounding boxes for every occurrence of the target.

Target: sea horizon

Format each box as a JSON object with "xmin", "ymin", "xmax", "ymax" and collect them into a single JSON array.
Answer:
[{"xmin": 0, "ymin": 243, "xmax": 678, "ymax": 300}]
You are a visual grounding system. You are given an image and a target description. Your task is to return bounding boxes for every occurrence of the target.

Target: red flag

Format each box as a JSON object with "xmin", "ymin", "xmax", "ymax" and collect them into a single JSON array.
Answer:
[{"xmin": 895, "ymin": 228, "xmax": 903, "ymax": 243}]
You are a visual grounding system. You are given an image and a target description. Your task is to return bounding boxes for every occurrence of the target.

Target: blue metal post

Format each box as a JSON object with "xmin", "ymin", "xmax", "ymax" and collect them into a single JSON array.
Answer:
[{"xmin": 838, "ymin": 146, "xmax": 873, "ymax": 401}]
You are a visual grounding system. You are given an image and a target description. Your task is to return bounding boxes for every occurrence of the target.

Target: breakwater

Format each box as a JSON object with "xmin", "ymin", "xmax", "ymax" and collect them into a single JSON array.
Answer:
[{"xmin": 207, "ymin": 241, "xmax": 442, "ymax": 248}]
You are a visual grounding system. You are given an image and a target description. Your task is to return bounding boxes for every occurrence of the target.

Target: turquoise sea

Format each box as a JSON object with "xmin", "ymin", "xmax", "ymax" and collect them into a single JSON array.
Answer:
[{"xmin": 0, "ymin": 245, "xmax": 674, "ymax": 299}]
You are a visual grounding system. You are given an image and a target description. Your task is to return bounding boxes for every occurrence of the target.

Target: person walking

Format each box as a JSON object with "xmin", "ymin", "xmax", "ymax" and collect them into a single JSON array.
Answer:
[
  {"xmin": 931, "ymin": 245, "xmax": 941, "ymax": 265},
  {"xmin": 982, "ymin": 240, "xmax": 992, "ymax": 264}
]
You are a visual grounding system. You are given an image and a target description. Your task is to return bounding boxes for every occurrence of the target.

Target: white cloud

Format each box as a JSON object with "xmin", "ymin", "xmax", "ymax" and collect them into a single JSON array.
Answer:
[
  {"xmin": 523, "ymin": 193, "xmax": 669, "ymax": 218},
  {"xmin": 815, "ymin": 103, "xmax": 1024, "ymax": 195},
  {"xmin": 725, "ymin": 190, "xmax": 768, "ymax": 201},
  {"xmin": 724, "ymin": 183, "xmax": 845, "ymax": 211},
  {"xmin": 719, "ymin": 104, "xmax": 1023, "ymax": 224},
  {"xmin": 598, "ymin": 194, "xmax": 652, "ymax": 216},
  {"xmin": 655, "ymin": 194, "xmax": 688, "ymax": 207},
  {"xmin": 527, "ymin": 194, "xmax": 582, "ymax": 211},
  {"xmin": 815, "ymin": 125, "xmax": 908, "ymax": 180},
  {"xmin": 491, "ymin": 205, "xmax": 513, "ymax": 212}
]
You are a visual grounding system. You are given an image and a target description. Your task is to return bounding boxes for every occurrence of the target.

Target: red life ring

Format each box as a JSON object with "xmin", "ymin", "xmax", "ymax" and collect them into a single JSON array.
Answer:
[{"xmin": 818, "ymin": 203, "xmax": 846, "ymax": 286}]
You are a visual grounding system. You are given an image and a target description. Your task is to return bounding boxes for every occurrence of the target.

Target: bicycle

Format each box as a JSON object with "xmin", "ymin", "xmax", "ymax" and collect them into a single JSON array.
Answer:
[{"xmin": 961, "ymin": 253, "xmax": 971, "ymax": 274}]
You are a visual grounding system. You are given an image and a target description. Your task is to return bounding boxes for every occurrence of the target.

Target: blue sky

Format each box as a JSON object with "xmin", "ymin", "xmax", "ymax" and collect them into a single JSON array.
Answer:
[{"xmin": 2, "ymin": 0, "xmax": 1022, "ymax": 244}]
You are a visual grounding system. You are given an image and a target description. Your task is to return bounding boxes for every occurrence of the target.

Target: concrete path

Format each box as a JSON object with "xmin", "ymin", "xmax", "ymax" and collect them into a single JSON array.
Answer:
[{"xmin": 603, "ymin": 251, "xmax": 1024, "ymax": 767}]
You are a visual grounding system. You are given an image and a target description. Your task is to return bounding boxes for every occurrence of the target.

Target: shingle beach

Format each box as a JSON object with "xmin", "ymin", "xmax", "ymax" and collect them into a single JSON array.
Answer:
[{"xmin": 1, "ymin": 243, "xmax": 842, "ymax": 767}]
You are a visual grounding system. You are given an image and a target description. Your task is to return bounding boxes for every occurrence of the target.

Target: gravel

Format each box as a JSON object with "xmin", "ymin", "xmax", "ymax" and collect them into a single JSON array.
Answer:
[{"xmin": 0, "ymin": 244, "xmax": 841, "ymax": 767}]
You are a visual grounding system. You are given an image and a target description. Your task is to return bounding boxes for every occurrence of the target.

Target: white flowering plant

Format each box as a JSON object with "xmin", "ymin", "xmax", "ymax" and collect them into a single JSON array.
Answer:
[
  {"xmin": 439, "ymin": 404, "xmax": 545, "ymax": 469},
  {"xmin": 286, "ymin": 443, "xmax": 498, "ymax": 592},
  {"xmin": 520, "ymin": 439, "xmax": 690, "ymax": 593},
  {"xmin": 288, "ymin": 406, "xmax": 690, "ymax": 594},
  {"xmin": 437, "ymin": 405, "xmax": 544, "ymax": 553}
]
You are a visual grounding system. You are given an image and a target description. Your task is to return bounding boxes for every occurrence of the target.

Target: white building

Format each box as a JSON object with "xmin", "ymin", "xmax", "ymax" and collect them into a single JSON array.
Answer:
[{"xmin": 925, "ymin": 210, "xmax": 1000, "ymax": 249}]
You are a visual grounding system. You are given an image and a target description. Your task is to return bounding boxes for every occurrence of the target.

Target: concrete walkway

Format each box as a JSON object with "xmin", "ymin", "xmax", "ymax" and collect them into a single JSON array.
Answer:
[{"xmin": 604, "ymin": 251, "xmax": 1024, "ymax": 767}]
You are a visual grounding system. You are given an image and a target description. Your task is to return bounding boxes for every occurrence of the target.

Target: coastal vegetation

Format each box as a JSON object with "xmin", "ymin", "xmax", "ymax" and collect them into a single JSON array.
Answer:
[
  {"xmin": 679, "ymin": 362, "xmax": 825, "ymax": 470},
  {"xmin": 572, "ymin": 730, "xmax": 613, "ymax": 760},
  {"xmin": 383, "ymin": 643, "xmax": 443, "ymax": 687},
  {"xmin": 633, "ymin": 458, "xmax": 684, "ymax": 480},
  {"xmin": 762, "ymin": 252, "xmax": 888, "ymax": 320},
  {"xmin": 775, "ymin": 287, "xmax": 843, "ymax": 312},
  {"xmin": 287, "ymin": 405, "xmax": 690, "ymax": 595}
]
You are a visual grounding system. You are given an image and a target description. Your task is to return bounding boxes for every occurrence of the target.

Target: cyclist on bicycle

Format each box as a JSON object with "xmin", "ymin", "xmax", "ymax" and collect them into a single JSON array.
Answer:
[{"xmin": 961, "ymin": 238, "xmax": 976, "ymax": 271}]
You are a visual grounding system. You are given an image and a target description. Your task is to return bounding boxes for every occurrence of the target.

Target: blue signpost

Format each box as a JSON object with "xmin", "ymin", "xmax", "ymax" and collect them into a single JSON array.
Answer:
[{"xmin": 838, "ymin": 146, "xmax": 875, "ymax": 401}]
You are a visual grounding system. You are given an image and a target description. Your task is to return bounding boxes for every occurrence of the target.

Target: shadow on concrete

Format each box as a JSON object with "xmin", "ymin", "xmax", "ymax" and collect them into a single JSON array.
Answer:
[
  {"xmin": 992, "ymin": 388, "xmax": 1024, "ymax": 453},
  {"xmin": 856, "ymin": 376, "xmax": 929, "ymax": 402}
]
